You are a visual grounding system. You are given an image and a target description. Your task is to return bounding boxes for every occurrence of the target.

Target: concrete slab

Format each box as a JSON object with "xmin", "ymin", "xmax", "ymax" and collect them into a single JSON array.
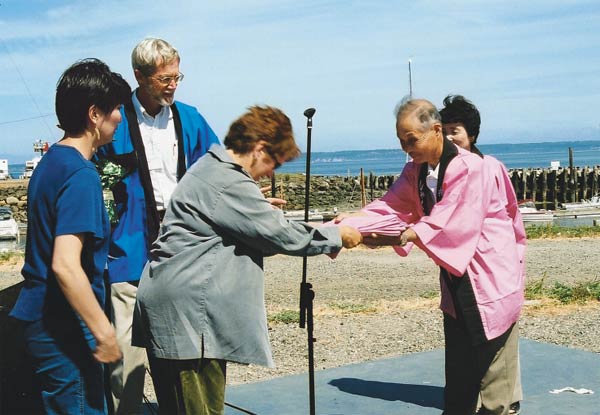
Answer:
[{"xmin": 219, "ymin": 339, "xmax": 600, "ymax": 415}]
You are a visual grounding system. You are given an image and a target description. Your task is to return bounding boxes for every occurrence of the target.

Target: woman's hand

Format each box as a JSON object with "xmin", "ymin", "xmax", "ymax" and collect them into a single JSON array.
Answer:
[
  {"xmin": 339, "ymin": 225, "xmax": 363, "ymax": 248},
  {"xmin": 260, "ymin": 185, "xmax": 287, "ymax": 208},
  {"xmin": 93, "ymin": 329, "xmax": 122, "ymax": 363},
  {"xmin": 266, "ymin": 197, "xmax": 287, "ymax": 209}
]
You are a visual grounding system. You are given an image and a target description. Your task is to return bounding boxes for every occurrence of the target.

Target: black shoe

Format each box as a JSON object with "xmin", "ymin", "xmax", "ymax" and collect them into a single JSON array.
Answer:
[{"xmin": 509, "ymin": 401, "xmax": 520, "ymax": 415}]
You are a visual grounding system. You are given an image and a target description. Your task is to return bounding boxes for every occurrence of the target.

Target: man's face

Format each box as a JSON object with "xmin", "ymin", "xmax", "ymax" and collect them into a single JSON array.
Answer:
[
  {"xmin": 443, "ymin": 122, "xmax": 472, "ymax": 151},
  {"xmin": 138, "ymin": 59, "xmax": 181, "ymax": 107},
  {"xmin": 396, "ymin": 113, "xmax": 442, "ymax": 165}
]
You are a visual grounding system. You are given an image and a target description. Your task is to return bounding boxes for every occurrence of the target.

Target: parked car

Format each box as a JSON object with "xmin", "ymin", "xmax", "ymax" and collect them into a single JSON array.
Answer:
[{"xmin": 0, "ymin": 207, "xmax": 19, "ymax": 239}]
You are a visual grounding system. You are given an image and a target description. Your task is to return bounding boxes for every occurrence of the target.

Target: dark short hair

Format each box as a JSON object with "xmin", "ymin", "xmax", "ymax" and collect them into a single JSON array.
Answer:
[
  {"xmin": 224, "ymin": 105, "xmax": 300, "ymax": 161},
  {"xmin": 55, "ymin": 58, "xmax": 131, "ymax": 135},
  {"xmin": 439, "ymin": 95, "xmax": 481, "ymax": 142}
]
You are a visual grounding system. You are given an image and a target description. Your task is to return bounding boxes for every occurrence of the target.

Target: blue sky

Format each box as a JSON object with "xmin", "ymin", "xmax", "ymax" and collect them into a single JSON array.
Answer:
[{"xmin": 1, "ymin": 0, "xmax": 599, "ymax": 162}]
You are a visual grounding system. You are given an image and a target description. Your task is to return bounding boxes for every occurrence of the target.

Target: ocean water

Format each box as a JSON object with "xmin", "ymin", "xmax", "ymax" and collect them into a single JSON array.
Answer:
[
  {"xmin": 278, "ymin": 140, "xmax": 600, "ymax": 176},
  {"xmin": 6, "ymin": 140, "xmax": 600, "ymax": 178}
]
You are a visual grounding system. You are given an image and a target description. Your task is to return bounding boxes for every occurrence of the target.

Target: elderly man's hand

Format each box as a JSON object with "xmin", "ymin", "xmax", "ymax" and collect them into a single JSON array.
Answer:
[
  {"xmin": 362, "ymin": 229, "xmax": 415, "ymax": 247},
  {"xmin": 338, "ymin": 225, "xmax": 362, "ymax": 248},
  {"xmin": 334, "ymin": 211, "xmax": 367, "ymax": 224}
]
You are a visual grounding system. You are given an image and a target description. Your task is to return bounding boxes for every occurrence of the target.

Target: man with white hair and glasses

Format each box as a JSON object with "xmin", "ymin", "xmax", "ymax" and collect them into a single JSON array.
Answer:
[{"xmin": 96, "ymin": 37, "xmax": 219, "ymax": 414}]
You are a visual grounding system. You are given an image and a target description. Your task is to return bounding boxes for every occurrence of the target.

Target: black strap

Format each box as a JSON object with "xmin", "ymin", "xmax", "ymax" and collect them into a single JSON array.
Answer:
[
  {"xmin": 124, "ymin": 99, "xmax": 188, "ymax": 247},
  {"xmin": 418, "ymin": 137, "xmax": 459, "ymax": 214},
  {"xmin": 170, "ymin": 103, "xmax": 187, "ymax": 181},
  {"xmin": 124, "ymin": 99, "xmax": 161, "ymax": 246}
]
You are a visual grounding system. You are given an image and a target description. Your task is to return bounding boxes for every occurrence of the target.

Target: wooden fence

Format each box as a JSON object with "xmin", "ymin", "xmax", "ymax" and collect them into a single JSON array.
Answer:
[
  {"xmin": 508, "ymin": 166, "xmax": 600, "ymax": 210},
  {"xmin": 361, "ymin": 166, "xmax": 600, "ymax": 210}
]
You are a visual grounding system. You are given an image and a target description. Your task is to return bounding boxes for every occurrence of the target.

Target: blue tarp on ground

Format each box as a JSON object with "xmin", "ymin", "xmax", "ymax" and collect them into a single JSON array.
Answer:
[{"xmin": 219, "ymin": 339, "xmax": 599, "ymax": 415}]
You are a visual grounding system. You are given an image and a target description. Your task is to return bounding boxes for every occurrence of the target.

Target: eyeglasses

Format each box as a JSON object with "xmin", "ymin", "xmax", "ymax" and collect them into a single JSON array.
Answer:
[
  {"xmin": 151, "ymin": 72, "xmax": 184, "ymax": 86},
  {"xmin": 264, "ymin": 147, "xmax": 282, "ymax": 169}
]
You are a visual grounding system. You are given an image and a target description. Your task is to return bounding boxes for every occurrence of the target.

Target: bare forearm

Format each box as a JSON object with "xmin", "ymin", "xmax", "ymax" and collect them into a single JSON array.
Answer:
[
  {"xmin": 52, "ymin": 234, "xmax": 120, "ymax": 363},
  {"xmin": 55, "ymin": 267, "xmax": 112, "ymax": 341}
]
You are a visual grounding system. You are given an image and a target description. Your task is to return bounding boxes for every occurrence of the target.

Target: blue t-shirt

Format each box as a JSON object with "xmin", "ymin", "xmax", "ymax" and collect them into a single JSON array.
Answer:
[{"xmin": 10, "ymin": 144, "xmax": 110, "ymax": 321}]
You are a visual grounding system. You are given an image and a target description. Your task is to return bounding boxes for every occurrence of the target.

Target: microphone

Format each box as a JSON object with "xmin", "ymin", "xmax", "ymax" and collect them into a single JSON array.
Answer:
[{"xmin": 303, "ymin": 108, "xmax": 316, "ymax": 119}]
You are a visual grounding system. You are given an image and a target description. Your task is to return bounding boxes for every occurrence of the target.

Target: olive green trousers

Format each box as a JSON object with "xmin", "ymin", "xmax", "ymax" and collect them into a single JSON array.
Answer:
[{"xmin": 149, "ymin": 357, "xmax": 227, "ymax": 415}]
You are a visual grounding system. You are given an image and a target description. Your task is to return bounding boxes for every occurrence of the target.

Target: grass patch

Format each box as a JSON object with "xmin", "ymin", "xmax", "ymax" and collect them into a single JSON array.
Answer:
[
  {"xmin": 525, "ymin": 276, "xmax": 600, "ymax": 304},
  {"xmin": 419, "ymin": 290, "xmax": 439, "ymax": 299},
  {"xmin": 526, "ymin": 225, "xmax": 600, "ymax": 239},
  {"xmin": 525, "ymin": 274, "xmax": 546, "ymax": 300},
  {"xmin": 548, "ymin": 280, "xmax": 600, "ymax": 304},
  {"xmin": 328, "ymin": 302, "xmax": 376, "ymax": 314},
  {"xmin": 0, "ymin": 250, "xmax": 24, "ymax": 264},
  {"xmin": 268, "ymin": 309, "xmax": 299, "ymax": 324}
]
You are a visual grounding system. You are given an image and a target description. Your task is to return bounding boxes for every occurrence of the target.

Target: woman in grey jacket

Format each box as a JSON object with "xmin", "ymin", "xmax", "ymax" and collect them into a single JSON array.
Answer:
[{"xmin": 133, "ymin": 105, "xmax": 362, "ymax": 414}]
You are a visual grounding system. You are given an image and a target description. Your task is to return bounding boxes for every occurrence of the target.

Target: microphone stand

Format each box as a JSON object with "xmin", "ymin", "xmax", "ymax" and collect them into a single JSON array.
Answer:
[{"xmin": 299, "ymin": 107, "xmax": 316, "ymax": 415}]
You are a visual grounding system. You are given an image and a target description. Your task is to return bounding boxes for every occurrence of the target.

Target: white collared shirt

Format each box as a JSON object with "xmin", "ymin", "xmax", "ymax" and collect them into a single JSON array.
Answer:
[
  {"xmin": 426, "ymin": 163, "xmax": 439, "ymax": 202},
  {"xmin": 132, "ymin": 92, "xmax": 178, "ymax": 210}
]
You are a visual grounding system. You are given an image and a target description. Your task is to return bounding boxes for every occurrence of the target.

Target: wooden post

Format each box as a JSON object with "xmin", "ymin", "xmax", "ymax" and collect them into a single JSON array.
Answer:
[
  {"xmin": 550, "ymin": 169, "xmax": 558, "ymax": 210},
  {"xmin": 369, "ymin": 172, "xmax": 374, "ymax": 202},
  {"xmin": 531, "ymin": 169, "xmax": 538, "ymax": 206},
  {"xmin": 593, "ymin": 167, "xmax": 599, "ymax": 197},
  {"xmin": 568, "ymin": 147, "xmax": 576, "ymax": 202},
  {"xmin": 582, "ymin": 167, "xmax": 589, "ymax": 200},
  {"xmin": 510, "ymin": 171, "xmax": 520, "ymax": 201},
  {"xmin": 360, "ymin": 168, "xmax": 366, "ymax": 207},
  {"xmin": 541, "ymin": 170, "xmax": 548, "ymax": 209}
]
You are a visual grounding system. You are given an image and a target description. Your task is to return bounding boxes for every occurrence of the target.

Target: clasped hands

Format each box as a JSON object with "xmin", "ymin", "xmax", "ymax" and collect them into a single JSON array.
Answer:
[{"xmin": 334, "ymin": 211, "xmax": 416, "ymax": 247}]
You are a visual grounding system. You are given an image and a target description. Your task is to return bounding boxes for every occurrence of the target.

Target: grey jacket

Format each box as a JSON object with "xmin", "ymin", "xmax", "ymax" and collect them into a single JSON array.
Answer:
[{"xmin": 132, "ymin": 144, "xmax": 342, "ymax": 367}]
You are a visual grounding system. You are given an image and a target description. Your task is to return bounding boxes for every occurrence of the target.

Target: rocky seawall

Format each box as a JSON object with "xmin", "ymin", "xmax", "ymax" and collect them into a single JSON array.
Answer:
[
  {"xmin": 1, "ymin": 175, "xmax": 396, "ymax": 223},
  {"xmin": 260, "ymin": 173, "xmax": 396, "ymax": 212},
  {"xmin": 0, "ymin": 182, "xmax": 27, "ymax": 223}
]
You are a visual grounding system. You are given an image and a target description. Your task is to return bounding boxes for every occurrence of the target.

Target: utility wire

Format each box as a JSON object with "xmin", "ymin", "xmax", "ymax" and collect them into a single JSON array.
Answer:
[
  {"xmin": 0, "ymin": 113, "xmax": 54, "ymax": 126},
  {"xmin": 0, "ymin": 27, "xmax": 55, "ymax": 137}
]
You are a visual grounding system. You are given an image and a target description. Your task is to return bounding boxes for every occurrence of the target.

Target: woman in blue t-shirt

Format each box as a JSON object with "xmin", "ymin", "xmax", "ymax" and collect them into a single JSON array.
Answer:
[{"xmin": 10, "ymin": 59, "xmax": 130, "ymax": 414}]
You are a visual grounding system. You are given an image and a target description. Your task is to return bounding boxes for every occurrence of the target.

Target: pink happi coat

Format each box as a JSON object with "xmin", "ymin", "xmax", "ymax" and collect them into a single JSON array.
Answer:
[{"xmin": 340, "ymin": 147, "xmax": 526, "ymax": 340}]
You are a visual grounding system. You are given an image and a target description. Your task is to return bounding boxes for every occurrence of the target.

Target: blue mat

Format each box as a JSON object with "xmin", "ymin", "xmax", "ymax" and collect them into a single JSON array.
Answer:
[{"xmin": 220, "ymin": 339, "xmax": 600, "ymax": 415}]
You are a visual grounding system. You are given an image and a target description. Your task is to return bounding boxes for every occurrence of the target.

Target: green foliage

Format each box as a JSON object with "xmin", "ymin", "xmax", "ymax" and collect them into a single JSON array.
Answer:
[
  {"xmin": 525, "ymin": 225, "xmax": 600, "ymax": 239},
  {"xmin": 526, "ymin": 275, "xmax": 600, "ymax": 304},
  {"xmin": 328, "ymin": 302, "xmax": 376, "ymax": 313},
  {"xmin": 525, "ymin": 274, "xmax": 546, "ymax": 300},
  {"xmin": 0, "ymin": 250, "xmax": 24, "ymax": 263},
  {"xmin": 419, "ymin": 290, "xmax": 439, "ymax": 299},
  {"xmin": 268, "ymin": 309, "xmax": 299, "ymax": 324},
  {"xmin": 548, "ymin": 280, "xmax": 600, "ymax": 304}
]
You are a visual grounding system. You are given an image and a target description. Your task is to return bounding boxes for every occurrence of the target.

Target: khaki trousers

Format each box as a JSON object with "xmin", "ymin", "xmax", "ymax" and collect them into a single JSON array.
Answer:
[
  {"xmin": 443, "ymin": 316, "xmax": 519, "ymax": 415},
  {"xmin": 108, "ymin": 282, "xmax": 148, "ymax": 415}
]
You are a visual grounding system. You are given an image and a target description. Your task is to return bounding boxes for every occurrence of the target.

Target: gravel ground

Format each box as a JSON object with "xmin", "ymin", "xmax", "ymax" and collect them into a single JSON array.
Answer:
[
  {"xmin": 2, "ymin": 237, "xmax": 600, "ymax": 398},
  {"xmin": 225, "ymin": 238, "xmax": 600, "ymax": 385}
]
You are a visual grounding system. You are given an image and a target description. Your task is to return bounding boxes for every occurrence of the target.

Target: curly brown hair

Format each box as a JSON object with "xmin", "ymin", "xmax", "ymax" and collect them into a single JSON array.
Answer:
[{"xmin": 224, "ymin": 105, "xmax": 300, "ymax": 161}]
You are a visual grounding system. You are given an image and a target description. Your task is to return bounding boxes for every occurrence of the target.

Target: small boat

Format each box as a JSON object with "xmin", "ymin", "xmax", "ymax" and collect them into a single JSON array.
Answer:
[
  {"xmin": 0, "ymin": 207, "xmax": 19, "ymax": 239},
  {"xmin": 560, "ymin": 195, "xmax": 600, "ymax": 211},
  {"xmin": 518, "ymin": 200, "xmax": 553, "ymax": 224},
  {"xmin": 283, "ymin": 209, "xmax": 324, "ymax": 223}
]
